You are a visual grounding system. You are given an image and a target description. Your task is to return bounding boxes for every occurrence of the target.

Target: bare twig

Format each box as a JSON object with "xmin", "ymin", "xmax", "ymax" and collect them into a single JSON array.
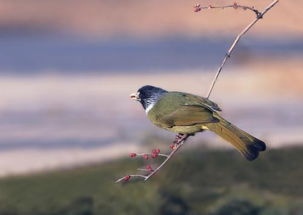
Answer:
[
  {"xmin": 115, "ymin": 135, "xmax": 188, "ymax": 183},
  {"xmin": 205, "ymin": 0, "xmax": 279, "ymax": 99},
  {"xmin": 115, "ymin": 174, "xmax": 147, "ymax": 183},
  {"xmin": 143, "ymin": 139, "xmax": 186, "ymax": 181},
  {"xmin": 194, "ymin": 2, "xmax": 261, "ymax": 17},
  {"xmin": 136, "ymin": 152, "xmax": 169, "ymax": 158}
]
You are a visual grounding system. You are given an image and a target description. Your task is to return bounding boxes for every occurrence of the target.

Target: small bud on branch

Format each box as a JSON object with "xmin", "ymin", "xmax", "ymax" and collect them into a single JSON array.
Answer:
[
  {"xmin": 169, "ymin": 144, "xmax": 176, "ymax": 150},
  {"xmin": 233, "ymin": 2, "xmax": 238, "ymax": 9},
  {"xmin": 142, "ymin": 154, "xmax": 149, "ymax": 160},
  {"xmin": 123, "ymin": 175, "xmax": 131, "ymax": 181},
  {"xmin": 146, "ymin": 165, "xmax": 154, "ymax": 172},
  {"xmin": 193, "ymin": 4, "xmax": 201, "ymax": 12},
  {"xmin": 129, "ymin": 153, "xmax": 137, "ymax": 158},
  {"xmin": 151, "ymin": 153, "xmax": 158, "ymax": 158}
]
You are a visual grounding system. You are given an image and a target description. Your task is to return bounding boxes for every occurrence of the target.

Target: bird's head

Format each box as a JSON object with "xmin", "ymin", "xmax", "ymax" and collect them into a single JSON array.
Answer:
[{"xmin": 130, "ymin": 85, "xmax": 167, "ymax": 111}]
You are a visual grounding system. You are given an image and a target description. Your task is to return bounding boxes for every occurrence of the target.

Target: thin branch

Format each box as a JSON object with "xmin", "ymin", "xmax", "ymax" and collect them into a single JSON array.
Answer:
[
  {"xmin": 115, "ymin": 174, "xmax": 147, "ymax": 183},
  {"xmin": 137, "ymin": 168, "xmax": 150, "ymax": 172},
  {"xmin": 136, "ymin": 152, "xmax": 169, "ymax": 158},
  {"xmin": 143, "ymin": 139, "xmax": 186, "ymax": 181},
  {"xmin": 205, "ymin": 0, "xmax": 279, "ymax": 99},
  {"xmin": 194, "ymin": 3, "xmax": 261, "ymax": 17},
  {"xmin": 115, "ymin": 135, "xmax": 188, "ymax": 183}
]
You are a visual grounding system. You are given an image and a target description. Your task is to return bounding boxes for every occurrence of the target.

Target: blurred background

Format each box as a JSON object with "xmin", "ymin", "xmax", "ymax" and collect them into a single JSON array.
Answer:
[{"xmin": 0, "ymin": 0, "xmax": 302, "ymax": 214}]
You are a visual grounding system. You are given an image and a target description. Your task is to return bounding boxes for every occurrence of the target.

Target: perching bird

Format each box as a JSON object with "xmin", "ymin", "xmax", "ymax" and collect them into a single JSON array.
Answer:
[{"xmin": 130, "ymin": 85, "xmax": 266, "ymax": 161}]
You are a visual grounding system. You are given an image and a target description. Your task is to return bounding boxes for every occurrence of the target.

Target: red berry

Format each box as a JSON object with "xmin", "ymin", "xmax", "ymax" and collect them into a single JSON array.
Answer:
[
  {"xmin": 151, "ymin": 153, "xmax": 158, "ymax": 158},
  {"xmin": 123, "ymin": 175, "xmax": 131, "ymax": 181},
  {"xmin": 129, "ymin": 153, "xmax": 137, "ymax": 158},
  {"xmin": 146, "ymin": 165, "xmax": 153, "ymax": 172},
  {"xmin": 142, "ymin": 154, "xmax": 149, "ymax": 160},
  {"xmin": 169, "ymin": 144, "xmax": 176, "ymax": 150},
  {"xmin": 152, "ymin": 148, "xmax": 160, "ymax": 155}
]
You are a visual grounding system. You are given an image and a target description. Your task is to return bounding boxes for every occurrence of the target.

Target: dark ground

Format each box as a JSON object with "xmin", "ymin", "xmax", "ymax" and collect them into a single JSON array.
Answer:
[{"xmin": 0, "ymin": 142, "xmax": 302, "ymax": 215}]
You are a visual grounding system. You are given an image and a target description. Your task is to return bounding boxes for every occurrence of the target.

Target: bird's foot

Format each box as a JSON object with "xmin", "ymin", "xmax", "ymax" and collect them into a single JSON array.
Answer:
[{"xmin": 173, "ymin": 133, "xmax": 189, "ymax": 145}]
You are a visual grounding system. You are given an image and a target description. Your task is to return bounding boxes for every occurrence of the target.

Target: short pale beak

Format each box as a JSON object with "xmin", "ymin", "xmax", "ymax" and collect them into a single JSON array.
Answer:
[{"xmin": 130, "ymin": 92, "xmax": 140, "ymax": 101}]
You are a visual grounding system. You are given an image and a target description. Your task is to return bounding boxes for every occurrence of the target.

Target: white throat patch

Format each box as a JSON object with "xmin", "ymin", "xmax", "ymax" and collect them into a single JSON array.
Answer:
[{"xmin": 145, "ymin": 103, "xmax": 154, "ymax": 114}]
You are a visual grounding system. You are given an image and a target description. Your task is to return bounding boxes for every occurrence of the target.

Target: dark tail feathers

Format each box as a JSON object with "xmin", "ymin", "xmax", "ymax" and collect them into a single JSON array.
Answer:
[{"xmin": 206, "ymin": 114, "xmax": 266, "ymax": 161}]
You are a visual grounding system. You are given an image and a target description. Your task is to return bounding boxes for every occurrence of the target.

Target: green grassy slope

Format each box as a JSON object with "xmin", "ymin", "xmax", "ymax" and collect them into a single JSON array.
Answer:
[{"xmin": 0, "ymin": 146, "xmax": 303, "ymax": 215}]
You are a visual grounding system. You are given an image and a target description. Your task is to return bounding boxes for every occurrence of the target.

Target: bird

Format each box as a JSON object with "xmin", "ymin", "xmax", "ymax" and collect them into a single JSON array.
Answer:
[{"xmin": 130, "ymin": 85, "xmax": 266, "ymax": 161}]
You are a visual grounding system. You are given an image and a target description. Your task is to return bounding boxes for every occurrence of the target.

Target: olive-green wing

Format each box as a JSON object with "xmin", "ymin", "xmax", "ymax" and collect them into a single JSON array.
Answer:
[
  {"xmin": 173, "ymin": 92, "xmax": 221, "ymax": 112},
  {"xmin": 159, "ymin": 105, "xmax": 218, "ymax": 127}
]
